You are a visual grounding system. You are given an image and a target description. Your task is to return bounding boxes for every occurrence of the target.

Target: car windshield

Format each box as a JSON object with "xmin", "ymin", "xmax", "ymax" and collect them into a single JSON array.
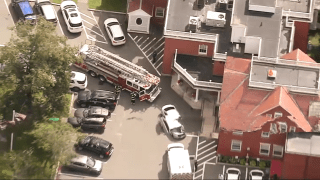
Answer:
[
  {"xmin": 80, "ymin": 136, "xmax": 91, "ymax": 144},
  {"xmin": 171, "ymin": 126, "xmax": 184, "ymax": 133},
  {"xmin": 86, "ymin": 157, "xmax": 95, "ymax": 167},
  {"xmin": 70, "ymin": 13, "xmax": 78, "ymax": 17},
  {"xmin": 251, "ymin": 172, "xmax": 263, "ymax": 176},
  {"xmin": 39, "ymin": 1, "xmax": 51, "ymax": 5},
  {"xmin": 107, "ymin": 22, "xmax": 119, "ymax": 26},
  {"xmin": 114, "ymin": 36, "xmax": 125, "ymax": 41},
  {"xmin": 89, "ymin": 108, "xmax": 102, "ymax": 116},
  {"xmin": 164, "ymin": 106, "xmax": 175, "ymax": 112},
  {"xmin": 228, "ymin": 170, "xmax": 239, "ymax": 175}
]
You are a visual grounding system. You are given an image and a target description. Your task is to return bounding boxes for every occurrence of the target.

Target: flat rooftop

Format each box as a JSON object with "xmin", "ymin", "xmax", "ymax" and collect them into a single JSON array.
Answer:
[
  {"xmin": 286, "ymin": 132, "xmax": 320, "ymax": 156},
  {"xmin": 165, "ymin": 0, "xmax": 232, "ymax": 53},
  {"xmin": 232, "ymin": 0, "xmax": 282, "ymax": 58},
  {"xmin": 250, "ymin": 60, "xmax": 319, "ymax": 90},
  {"xmin": 176, "ymin": 54, "xmax": 223, "ymax": 83},
  {"xmin": 277, "ymin": 0, "xmax": 311, "ymax": 13},
  {"xmin": 250, "ymin": 0, "xmax": 276, "ymax": 7}
]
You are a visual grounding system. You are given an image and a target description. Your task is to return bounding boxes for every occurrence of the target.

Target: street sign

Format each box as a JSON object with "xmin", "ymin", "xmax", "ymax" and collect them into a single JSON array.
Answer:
[{"xmin": 49, "ymin": 118, "xmax": 59, "ymax": 121}]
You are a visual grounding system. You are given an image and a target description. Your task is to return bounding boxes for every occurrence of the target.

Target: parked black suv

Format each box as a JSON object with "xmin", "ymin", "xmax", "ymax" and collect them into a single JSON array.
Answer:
[
  {"xmin": 77, "ymin": 90, "xmax": 118, "ymax": 110},
  {"xmin": 12, "ymin": 0, "xmax": 37, "ymax": 24},
  {"xmin": 74, "ymin": 106, "xmax": 111, "ymax": 119},
  {"xmin": 76, "ymin": 136, "xmax": 114, "ymax": 159},
  {"xmin": 68, "ymin": 117, "xmax": 106, "ymax": 132}
]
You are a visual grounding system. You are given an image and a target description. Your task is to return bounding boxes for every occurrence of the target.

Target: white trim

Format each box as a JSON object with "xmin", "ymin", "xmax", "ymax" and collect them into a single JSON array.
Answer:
[
  {"xmin": 274, "ymin": 112, "xmax": 283, "ymax": 118},
  {"xmin": 231, "ymin": 140, "xmax": 242, "ymax": 152},
  {"xmin": 199, "ymin": 44, "xmax": 208, "ymax": 55},
  {"xmin": 259, "ymin": 143, "xmax": 271, "ymax": 156},
  {"xmin": 232, "ymin": 131, "xmax": 243, "ymax": 135},
  {"xmin": 155, "ymin": 7, "xmax": 165, "ymax": 18},
  {"xmin": 278, "ymin": 122, "xmax": 287, "ymax": 133},
  {"xmin": 273, "ymin": 144, "xmax": 283, "ymax": 157},
  {"xmin": 261, "ymin": 132, "xmax": 270, "ymax": 138}
]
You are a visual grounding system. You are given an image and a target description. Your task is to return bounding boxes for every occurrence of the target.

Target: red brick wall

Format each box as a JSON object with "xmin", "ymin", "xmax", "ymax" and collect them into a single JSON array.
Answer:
[
  {"xmin": 217, "ymin": 107, "xmax": 304, "ymax": 160},
  {"xmin": 293, "ymin": 21, "xmax": 310, "ymax": 53},
  {"xmin": 282, "ymin": 153, "xmax": 307, "ymax": 179},
  {"xmin": 306, "ymin": 156, "xmax": 320, "ymax": 179},
  {"xmin": 213, "ymin": 61, "xmax": 225, "ymax": 76},
  {"xmin": 149, "ymin": 0, "xmax": 167, "ymax": 25},
  {"xmin": 162, "ymin": 38, "xmax": 215, "ymax": 74}
]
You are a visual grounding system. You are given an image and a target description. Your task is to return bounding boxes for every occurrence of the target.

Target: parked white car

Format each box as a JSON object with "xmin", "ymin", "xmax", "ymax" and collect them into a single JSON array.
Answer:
[
  {"xmin": 70, "ymin": 71, "xmax": 87, "ymax": 91},
  {"xmin": 249, "ymin": 170, "xmax": 264, "ymax": 180},
  {"xmin": 160, "ymin": 105, "xmax": 186, "ymax": 139},
  {"xmin": 225, "ymin": 168, "xmax": 241, "ymax": 180},
  {"xmin": 104, "ymin": 18, "xmax": 126, "ymax": 46},
  {"xmin": 35, "ymin": 0, "xmax": 57, "ymax": 23},
  {"xmin": 60, "ymin": 0, "xmax": 83, "ymax": 33}
]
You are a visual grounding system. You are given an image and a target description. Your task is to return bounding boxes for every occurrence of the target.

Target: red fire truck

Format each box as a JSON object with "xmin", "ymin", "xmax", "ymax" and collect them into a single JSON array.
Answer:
[{"xmin": 75, "ymin": 44, "xmax": 161, "ymax": 102}]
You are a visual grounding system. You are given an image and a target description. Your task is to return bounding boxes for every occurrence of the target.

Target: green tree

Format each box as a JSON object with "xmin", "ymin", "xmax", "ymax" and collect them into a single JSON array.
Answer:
[
  {"xmin": 0, "ymin": 17, "xmax": 81, "ymax": 120},
  {"xmin": 27, "ymin": 121, "xmax": 85, "ymax": 165}
]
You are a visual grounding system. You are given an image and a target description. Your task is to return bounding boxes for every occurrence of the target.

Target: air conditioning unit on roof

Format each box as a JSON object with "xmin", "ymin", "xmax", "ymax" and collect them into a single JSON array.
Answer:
[
  {"xmin": 268, "ymin": 69, "xmax": 277, "ymax": 78},
  {"xmin": 189, "ymin": 16, "xmax": 200, "ymax": 32},
  {"xmin": 206, "ymin": 11, "xmax": 226, "ymax": 27}
]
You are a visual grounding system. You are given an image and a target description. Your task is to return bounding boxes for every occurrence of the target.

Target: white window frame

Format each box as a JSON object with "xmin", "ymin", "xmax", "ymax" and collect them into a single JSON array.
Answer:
[
  {"xmin": 259, "ymin": 143, "xmax": 271, "ymax": 156},
  {"xmin": 273, "ymin": 145, "xmax": 284, "ymax": 157},
  {"xmin": 274, "ymin": 112, "xmax": 283, "ymax": 118},
  {"xmin": 231, "ymin": 140, "xmax": 242, "ymax": 152},
  {"xmin": 261, "ymin": 132, "xmax": 270, "ymax": 138},
  {"xmin": 270, "ymin": 123, "xmax": 278, "ymax": 134},
  {"xmin": 232, "ymin": 131, "xmax": 243, "ymax": 135},
  {"xmin": 155, "ymin": 7, "xmax": 165, "ymax": 18},
  {"xmin": 289, "ymin": 126, "xmax": 296, "ymax": 132},
  {"xmin": 198, "ymin": 44, "xmax": 208, "ymax": 55},
  {"xmin": 278, "ymin": 122, "xmax": 287, "ymax": 133}
]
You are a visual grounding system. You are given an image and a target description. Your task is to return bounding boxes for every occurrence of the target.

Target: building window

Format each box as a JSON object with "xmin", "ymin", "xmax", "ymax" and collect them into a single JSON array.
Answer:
[
  {"xmin": 261, "ymin": 132, "xmax": 270, "ymax": 138},
  {"xmin": 260, "ymin": 143, "xmax": 270, "ymax": 156},
  {"xmin": 232, "ymin": 131, "xmax": 243, "ymax": 135},
  {"xmin": 198, "ymin": 45, "xmax": 208, "ymax": 55},
  {"xmin": 155, "ymin": 7, "xmax": 165, "ymax": 18},
  {"xmin": 273, "ymin": 145, "xmax": 283, "ymax": 157},
  {"xmin": 289, "ymin": 126, "xmax": 296, "ymax": 132},
  {"xmin": 270, "ymin": 123, "xmax": 278, "ymax": 134},
  {"xmin": 278, "ymin": 122, "xmax": 287, "ymax": 133},
  {"xmin": 231, "ymin": 140, "xmax": 242, "ymax": 151},
  {"xmin": 274, "ymin": 112, "xmax": 283, "ymax": 118}
]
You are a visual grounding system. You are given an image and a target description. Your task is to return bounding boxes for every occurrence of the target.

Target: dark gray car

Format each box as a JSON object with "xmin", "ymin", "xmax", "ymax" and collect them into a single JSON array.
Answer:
[
  {"xmin": 74, "ymin": 107, "xmax": 111, "ymax": 119},
  {"xmin": 66, "ymin": 155, "xmax": 103, "ymax": 175},
  {"xmin": 68, "ymin": 117, "xmax": 106, "ymax": 132}
]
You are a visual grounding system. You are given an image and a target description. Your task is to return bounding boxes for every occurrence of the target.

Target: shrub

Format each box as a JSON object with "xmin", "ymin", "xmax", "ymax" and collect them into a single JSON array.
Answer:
[
  {"xmin": 250, "ymin": 160, "xmax": 257, "ymax": 167},
  {"xmin": 229, "ymin": 157, "xmax": 237, "ymax": 164},
  {"xmin": 222, "ymin": 155, "xmax": 230, "ymax": 163},
  {"xmin": 239, "ymin": 158, "xmax": 246, "ymax": 165},
  {"xmin": 259, "ymin": 161, "xmax": 266, "ymax": 169},
  {"xmin": 266, "ymin": 160, "xmax": 271, "ymax": 167},
  {"xmin": 219, "ymin": 155, "xmax": 224, "ymax": 162}
]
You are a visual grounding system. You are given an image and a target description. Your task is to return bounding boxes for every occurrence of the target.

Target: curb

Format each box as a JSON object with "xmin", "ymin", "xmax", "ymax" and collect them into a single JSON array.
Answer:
[
  {"xmin": 52, "ymin": 3, "xmax": 60, "ymax": 6},
  {"xmin": 87, "ymin": 8, "xmax": 127, "ymax": 15},
  {"xmin": 69, "ymin": 93, "xmax": 75, "ymax": 115}
]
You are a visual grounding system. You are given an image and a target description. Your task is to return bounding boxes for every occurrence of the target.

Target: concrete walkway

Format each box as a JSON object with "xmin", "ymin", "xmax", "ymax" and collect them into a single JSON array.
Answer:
[{"xmin": 201, "ymin": 99, "xmax": 216, "ymax": 138}]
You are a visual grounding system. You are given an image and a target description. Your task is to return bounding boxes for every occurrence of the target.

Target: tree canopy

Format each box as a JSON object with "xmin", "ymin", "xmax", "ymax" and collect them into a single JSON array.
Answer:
[{"xmin": 0, "ymin": 17, "xmax": 81, "ymax": 120}]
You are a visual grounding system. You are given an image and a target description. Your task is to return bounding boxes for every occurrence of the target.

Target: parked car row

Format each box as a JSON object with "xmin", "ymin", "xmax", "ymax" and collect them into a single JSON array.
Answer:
[{"xmin": 224, "ymin": 168, "xmax": 265, "ymax": 180}]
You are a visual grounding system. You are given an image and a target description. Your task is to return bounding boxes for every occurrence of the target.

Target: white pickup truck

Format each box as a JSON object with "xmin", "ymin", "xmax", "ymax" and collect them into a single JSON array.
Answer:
[{"xmin": 167, "ymin": 143, "xmax": 193, "ymax": 180}]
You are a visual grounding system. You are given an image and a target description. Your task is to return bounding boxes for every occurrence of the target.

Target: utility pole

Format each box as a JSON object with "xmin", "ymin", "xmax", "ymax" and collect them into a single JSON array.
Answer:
[{"xmin": 10, "ymin": 110, "xmax": 15, "ymax": 151}]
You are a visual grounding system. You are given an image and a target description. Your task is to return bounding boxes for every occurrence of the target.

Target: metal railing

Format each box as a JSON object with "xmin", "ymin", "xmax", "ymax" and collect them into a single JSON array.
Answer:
[
  {"xmin": 252, "ymin": 56, "xmax": 320, "ymax": 69},
  {"xmin": 173, "ymin": 50, "xmax": 223, "ymax": 89},
  {"xmin": 249, "ymin": 81, "xmax": 319, "ymax": 95},
  {"xmin": 164, "ymin": 30, "xmax": 217, "ymax": 42},
  {"xmin": 282, "ymin": 10, "xmax": 311, "ymax": 19}
]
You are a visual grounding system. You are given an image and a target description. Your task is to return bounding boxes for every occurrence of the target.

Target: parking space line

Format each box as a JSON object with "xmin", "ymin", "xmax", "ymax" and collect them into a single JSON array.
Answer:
[
  {"xmin": 199, "ymin": 156, "xmax": 216, "ymax": 166},
  {"xmin": 158, "ymin": 47, "xmax": 164, "ymax": 55},
  {"xmin": 202, "ymin": 163, "xmax": 206, "ymax": 180},
  {"xmin": 88, "ymin": 37, "xmax": 109, "ymax": 45},
  {"xmin": 54, "ymin": 10, "xmax": 64, "ymax": 36},
  {"xmin": 82, "ymin": 24, "xmax": 90, "ymax": 40},
  {"xmin": 90, "ymin": 11, "xmax": 107, "ymax": 42},
  {"xmin": 195, "ymin": 136, "xmax": 199, "ymax": 160},
  {"xmin": 58, "ymin": 172, "xmax": 103, "ymax": 179},
  {"xmin": 199, "ymin": 140, "xmax": 206, "ymax": 146},
  {"xmin": 223, "ymin": 165, "xmax": 225, "ymax": 175},
  {"xmin": 133, "ymin": 36, "xmax": 137, "ymax": 40},
  {"xmin": 79, "ymin": 12, "xmax": 95, "ymax": 21},
  {"xmin": 195, "ymin": 174, "xmax": 202, "ymax": 179},
  {"xmin": 245, "ymin": 167, "xmax": 248, "ymax": 180},
  {"xmin": 3, "ymin": 0, "xmax": 14, "ymax": 24},
  {"xmin": 127, "ymin": 33, "xmax": 161, "ymax": 76},
  {"xmin": 84, "ymin": 27, "xmax": 106, "ymax": 39},
  {"xmin": 82, "ymin": 19, "xmax": 97, "ymax": 27},
  {"xmin": 198, "ymin": 141, "xmax": 215, "ymax": 151},
  {"xmin": 107, "ymin": 119, "xmax": 112, "ymax": 121},
  {"xmin": 141, "ymin": 38, "xmax": 156, "ymax": 51},
  {"xmin": 140, "ymin": 37, "xmax": 149, "ymax": 46},
  {"xmin": 136, "ymin": 36, "xmax": 143, "ymax": 43},
  {"xmin": 155, "ymin": 41, "xmax": 165, "ymax": 51},
  {"xmin": 147, "ymin": 41, "xmax": 164, "ymax": 57},
  {"xmin": 197, "ymin": 145, "xmax": 216, "ymax": 156},
  {"xmin": 198, "ymin": 152, "xmax": 216, "ymax": 162},
  {"xmin": 186, "ymin": 134, "xmax": 198, "ymax": 137}
]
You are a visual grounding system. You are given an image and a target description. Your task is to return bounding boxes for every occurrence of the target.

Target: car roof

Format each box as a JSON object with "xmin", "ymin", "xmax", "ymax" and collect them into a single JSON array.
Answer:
[
  {"xmin": 71, "ymin": 155, "xmax": 88, "ymax": 164},
  {"xmin": 91, "ymin": 90, "xmax": 115, "ymax": 99},
  {"xmin": 71, "ymin": 71, "xmax": 86, "ymax": 81},
  {"xmin": 165, "ymin": 117, "xmax": 182, "ymax": 130},
  {"xmin": 90, "ymin": 136, "xmax": 110, "ymax": 148},
  {"xmin": 18, "ymin": 1, "xmax": 34, "ymax": 16},
  {"xmin": 41, "ymin": 4, "xmax": 56, "ymax": 20},
  {"xmin": 109, "ymin": 25, "xmax": 124, "ymax": 38},
  {"xmin": 90, "ymin": 107, "xmax": 109, "ymax": 115},
  {"xmin": 61, "ymin": 0, "xmax": 76, "ymax": 8}
]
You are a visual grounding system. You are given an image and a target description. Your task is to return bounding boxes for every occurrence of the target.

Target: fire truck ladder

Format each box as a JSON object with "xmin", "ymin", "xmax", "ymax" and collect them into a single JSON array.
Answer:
[{"xmin": 86, "ymin": 45, "xmax": 149, "ymax": 83}]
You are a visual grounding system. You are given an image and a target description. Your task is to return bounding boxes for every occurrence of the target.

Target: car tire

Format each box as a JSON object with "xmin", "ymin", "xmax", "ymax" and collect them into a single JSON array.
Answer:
[
  {"xmin": 88, "ymin": 71, "xmax": 97, "ymax": 77},
  {"xmin": 80, "ymin": 103, "xmax": 87, "ymax": 108},
  {"xmin": 98, "ymin": 75, "xmax": 106, "ymax": 82}
]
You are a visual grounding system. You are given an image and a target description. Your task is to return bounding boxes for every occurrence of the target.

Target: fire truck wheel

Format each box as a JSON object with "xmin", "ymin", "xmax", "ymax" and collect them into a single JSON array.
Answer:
[
  {"xmin": 88, "ymin": 71, "xmax": 97, "ymax": 77},
  {"xmin": 99, "ymin": 76, "xmax": 106, "ymax": 82}
]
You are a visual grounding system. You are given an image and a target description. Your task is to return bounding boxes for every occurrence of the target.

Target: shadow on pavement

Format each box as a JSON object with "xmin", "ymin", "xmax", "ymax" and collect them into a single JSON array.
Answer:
[{"xmin": 157, "ymin": 151, "xmax": 169, "ymax": 180}]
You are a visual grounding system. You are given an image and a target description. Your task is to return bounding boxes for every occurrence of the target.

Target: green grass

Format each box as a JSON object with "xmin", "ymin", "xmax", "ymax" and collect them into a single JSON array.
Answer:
[
  {"xmin": 308, "ymin": 30, "xmax": 320, "ymax": 62},
  {"xmin": 51, "ymin": 0, "xmax": 77, "ymax": 4},
  {"xmin": 88, "ymin": 0, "xmax": 127, "ymax": 12}
]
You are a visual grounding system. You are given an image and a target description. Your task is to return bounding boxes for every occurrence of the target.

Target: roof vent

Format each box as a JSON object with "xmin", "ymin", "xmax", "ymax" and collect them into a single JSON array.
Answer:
[
  {"xmin": 206, "ymin": 11, "xmax": 226, "ymax": 27},
  {"xmin": 189, "ymin": 16, "xmax": 199, "ymax": 33},
  {"xmin": 267, "ymin": 69, "xmax": 277, "ymax": 78}
]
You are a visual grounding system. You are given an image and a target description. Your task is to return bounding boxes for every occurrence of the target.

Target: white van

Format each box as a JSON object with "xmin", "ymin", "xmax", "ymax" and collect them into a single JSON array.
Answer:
[{"xmin": 70, "ymin": 71, "xmax": 87, "ymax": 91}]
